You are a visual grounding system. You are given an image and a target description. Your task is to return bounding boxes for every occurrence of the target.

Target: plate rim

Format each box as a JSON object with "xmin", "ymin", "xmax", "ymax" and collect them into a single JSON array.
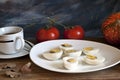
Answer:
[{"xmin": 29, "ymin": 39, "xmax": 120, "ymax": 73}]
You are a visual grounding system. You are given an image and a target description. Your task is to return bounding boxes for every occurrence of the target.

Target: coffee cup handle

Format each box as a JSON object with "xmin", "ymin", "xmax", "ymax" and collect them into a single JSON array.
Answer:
[{"xmin": 14, "ymin": 37, "xmax": 25, "ymax": 52}]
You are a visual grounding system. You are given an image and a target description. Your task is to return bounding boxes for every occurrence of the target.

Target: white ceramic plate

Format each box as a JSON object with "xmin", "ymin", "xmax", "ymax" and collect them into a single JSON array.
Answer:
[
  {"xmin": 0, "ymin": 40, "xmax": 34, "ymax": 59},
  {"xmin": 30, "ymin": 39, "xmax": 120, "ymax": 73}
]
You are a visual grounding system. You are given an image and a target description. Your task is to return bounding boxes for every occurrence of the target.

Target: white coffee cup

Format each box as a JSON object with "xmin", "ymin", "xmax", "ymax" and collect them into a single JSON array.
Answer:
[{"xmin": 0, "ymin": 26, "xmax": 25, "ymax": 54}]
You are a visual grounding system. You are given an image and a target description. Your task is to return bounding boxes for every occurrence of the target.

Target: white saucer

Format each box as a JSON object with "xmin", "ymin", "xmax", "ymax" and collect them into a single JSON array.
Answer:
[{"xmin": 0, "ymin": 40, "xmax": 34, "ymax": 59}]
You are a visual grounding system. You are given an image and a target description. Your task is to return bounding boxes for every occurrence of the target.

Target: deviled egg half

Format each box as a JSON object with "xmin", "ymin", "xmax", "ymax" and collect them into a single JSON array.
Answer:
[
  {"xmin": 63, "ymin": 57, "xmax": 78, "ymax": 70},
  {"xmin": 59, "ymin": 43, "xmax": 74, "ymax": 51},
  {"xmin": 42, "ymin": 48, "xmax": 63, "ymax": 61},
  {"xmin": 64, "ymin": 49, "xmax": 82, "ymax": 57},
  {"xmin": 82, "ymin": 47, "xmax": 100, "ymax": 55},
  {"xmin": 83, "ymin": 54, "xmax": 105, "ymax": 65}
]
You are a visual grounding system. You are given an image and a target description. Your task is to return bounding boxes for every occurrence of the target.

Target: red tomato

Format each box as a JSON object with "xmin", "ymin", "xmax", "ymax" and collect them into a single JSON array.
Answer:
[
  {"xmin": 64, "ymin": 25, "xmax": 85, "ymax": 39},
  {"xmin": 36, "ymin": 26, "xmax": 60, "ymax": 42},
  {"xmin": 102, "ymin": 12, "xmax": 120, "ymax": 45}
]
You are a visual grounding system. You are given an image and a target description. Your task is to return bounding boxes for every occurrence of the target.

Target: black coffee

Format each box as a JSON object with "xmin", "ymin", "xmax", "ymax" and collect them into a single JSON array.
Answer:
[{"xmin": 4, "ymin": 32, "xmax": 16, "ymax": 35}]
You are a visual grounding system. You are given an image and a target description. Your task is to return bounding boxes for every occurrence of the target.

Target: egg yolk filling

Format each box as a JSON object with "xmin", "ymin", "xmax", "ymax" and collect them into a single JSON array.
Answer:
[
  {"xmin": 49, "ymin": 48, "xmax": 61, "ymax": 53},
  {"xmin": 67, "ymin": 58, "xmax": 76, "ymax": 63},
  {"xmin": 61, "ymin": 43, "xmax": 72, "ymax": 47},
  {"xmin": 86, "ymin": 54, "xmax": 97, "ymax": 60},
  {"xmin": 83, "ymin": 47, "xmax": 93, "ymax": 51},
  {"xmin": 65, "ymin": 50, "xmax": 76, "ymax": 53}
]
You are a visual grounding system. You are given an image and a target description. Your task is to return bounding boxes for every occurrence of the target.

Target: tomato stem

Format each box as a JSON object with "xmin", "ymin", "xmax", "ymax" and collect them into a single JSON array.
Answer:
[
  {"xmin": 47, "ymin": 17, "xmax": 67, "ymax": 28},
  {"xmin": 116, "ymin": 19, "xmax": 120, "ymax": 24},
  {"xmin": 45, "ymin": 24, "xmax": 50, "ymax": 30}
]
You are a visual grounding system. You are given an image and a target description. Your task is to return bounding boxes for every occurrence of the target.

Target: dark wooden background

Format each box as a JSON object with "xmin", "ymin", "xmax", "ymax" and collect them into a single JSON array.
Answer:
[{"xmin": 0, "ymin": 0, "xmax": 120, "ymax": 40}]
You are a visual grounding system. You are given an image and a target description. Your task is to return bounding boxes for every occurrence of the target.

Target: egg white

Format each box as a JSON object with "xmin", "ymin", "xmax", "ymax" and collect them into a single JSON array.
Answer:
[
  {"xmin": 63, "ymin": 57, "xmax": 78, "ymax": 70},
  {"xmin": 83, "ymin": 54, "xmax": 105, "ymax": 65},
  {"xmin": 64, "ymin": 49, "xmax": 82, "ymax": 57},
  {"xmin": 42, "ymin": 48, "xmax": 63, "ymax": 61}
]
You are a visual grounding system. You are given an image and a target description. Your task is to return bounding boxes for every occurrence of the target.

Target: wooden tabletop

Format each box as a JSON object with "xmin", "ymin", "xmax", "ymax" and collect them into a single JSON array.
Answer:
[{"xmin": 0, "ymin": 38, "xmax": 120, "ymax": 80}]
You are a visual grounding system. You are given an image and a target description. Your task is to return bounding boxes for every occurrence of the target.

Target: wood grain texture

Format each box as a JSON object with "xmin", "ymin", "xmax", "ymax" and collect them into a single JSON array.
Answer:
[{"xmin": 0, "ymin": 37, "xmax": 120, "ymax": 80}]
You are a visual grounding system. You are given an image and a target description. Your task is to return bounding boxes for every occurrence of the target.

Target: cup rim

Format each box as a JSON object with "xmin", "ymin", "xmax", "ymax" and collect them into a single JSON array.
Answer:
[{"xmin": 0, "ymin": 26, "xmax": 23, "ymax": 36}]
